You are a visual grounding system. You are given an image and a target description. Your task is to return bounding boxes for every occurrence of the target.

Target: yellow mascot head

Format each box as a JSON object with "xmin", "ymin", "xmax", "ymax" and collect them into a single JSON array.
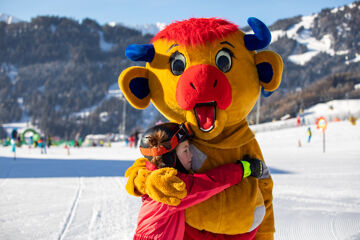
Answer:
[{"xmin": 119, "ymin": 17, "xmax": 282, "ymax": 140}]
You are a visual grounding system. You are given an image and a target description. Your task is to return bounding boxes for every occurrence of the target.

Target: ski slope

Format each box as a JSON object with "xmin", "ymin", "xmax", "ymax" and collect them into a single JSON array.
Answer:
[{"xmin": 1, "ymin": 120, "xmax": 360, "ymax": 240}]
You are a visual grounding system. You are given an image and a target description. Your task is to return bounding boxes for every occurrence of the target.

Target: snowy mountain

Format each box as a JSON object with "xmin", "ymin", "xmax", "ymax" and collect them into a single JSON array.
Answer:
[
  {"xmin": 0, "ymin": 13, "xmax": 23, "ymax": 24},
  {"xmin": 106, "ymin": 21, "xmax": 166, "ymax": 36},
  {"xmin": 1, "ymin": 2, "xmax": 360, "ymax": 138},
  {"xmin": 127, "ymin": 22, "xmax": 166, "ymax": 36},
  {"xmin": 0, "ymin": 16, "xmax": 151, "ymax": 138},
  {"xmin": 267, "ymin": 1, "xmax": 360, "ymax": 90},
  {"xmin": 270, "ymin": 3, "xmax": 360, "ymax": 66},
  {"xmin": 247, "ymin": 2, "xmax": 360, "ymax": 124}
]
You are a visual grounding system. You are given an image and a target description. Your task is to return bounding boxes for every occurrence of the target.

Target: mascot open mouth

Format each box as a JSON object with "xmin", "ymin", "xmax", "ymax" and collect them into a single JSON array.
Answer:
[{"xmin": 194, "ymin": 102, "xmax": 216, "ymax": 132}]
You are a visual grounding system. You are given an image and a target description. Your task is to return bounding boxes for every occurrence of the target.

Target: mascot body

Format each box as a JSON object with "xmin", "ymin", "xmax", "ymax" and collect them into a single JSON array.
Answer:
[{"xmin": 119, "ymin": 18, "xmax": 283, "ymax": 240}]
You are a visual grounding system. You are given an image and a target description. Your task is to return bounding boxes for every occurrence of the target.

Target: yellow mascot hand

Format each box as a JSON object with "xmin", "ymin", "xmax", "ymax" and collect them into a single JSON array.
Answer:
[
  {"xmin": 133, "ymin": 168, "xmax": 150, "ymax": 195},
  {"xmin": 125, "ymin": 158, "xmax": 187, "ymax": 205},
  {"xmin": 145, "ymin": 167, "xmax": 187, "ymax": 206},
  {"xmin": 125, "ymin": 158, "xmax": 150, "ymax": 196}
]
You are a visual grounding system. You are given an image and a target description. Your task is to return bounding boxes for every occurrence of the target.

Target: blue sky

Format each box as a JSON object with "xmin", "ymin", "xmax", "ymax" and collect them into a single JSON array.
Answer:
[{"xmin": 0, "ymin": 0, "xmax": 355, "ymax": 27}]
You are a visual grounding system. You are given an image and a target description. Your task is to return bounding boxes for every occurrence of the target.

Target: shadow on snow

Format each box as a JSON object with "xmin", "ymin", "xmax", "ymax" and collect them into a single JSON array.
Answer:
[
  {"xmin": 269, "ymin": 167, "xmax": 292, "ymax": 174},
  {"xmin": 0, "ymin": 157, "xmax": 134, "ymax": 178},
  {"xmin": 0, "ymin": 157, "xmax": 293, "ymax": 178}
]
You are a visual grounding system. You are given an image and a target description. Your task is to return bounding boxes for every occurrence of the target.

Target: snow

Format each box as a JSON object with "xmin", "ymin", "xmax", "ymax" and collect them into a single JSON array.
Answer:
[
  {"xmin": 285, "ymin": 16, "xmax": 337, "ymax": 66},
  {"xmin": 257, "ymin": 121, "xmax": 360, "ymax": 240},
  {"xmin": 304, "ymin": 99, "xmax": 360, "ymax": 118},
  {"xmin": 71, "ymin": 84, "xmax": 129, "ymax": 120},
  {"xmin": 2, "ymin": 122, "xmax": 40, "ymax": 137},
  {"xmin": 1, "ymin": 100, "xmax": 360, "ymax": 239},
  {"xmin": 106, "ymin": 22, "xmax": 166, "ymax": 35},
  {"xmin": 270, "ymin": 15, "xmax": 329, "ymax": 66},
  {"xmin": 51, "ymin": 24, "xmax": 57, "ymax": 34},
  {"xmin": 331, "ymin": 7, "xmax": 342, "ymax": 14},
  {"xmin": 98, "ymin": 31, "xmax": 114, "ymax": 52},
  {"xmin": 288, "ymin": 50, "xmax": 319, "ymax": 66},
  {"xmin": 107, "ymin": 83, "xmax": 124, "ymax": 99},
  {"xmin": 346, "ymin": 53, "xmax": 360, "ymax": 65},
  {"xmin": 252, "ymin": 99, "xmax": 360, "ymax": 132},
  {"xmin": 271, "ymin": 10, "xmax": 357, "ymax": 66},
  {"xmin": 0, "ymin": 13, "xmax": 22, "ymax": 24},
  {"xmin": 107, "ymin": 21, "xmax": 117, "ymax": 27},
  {"xmin": 348, "ymin": 2, "xmax": 358, "ymax": 9},
  {"xmin": 37, "ymin": 85, "xmax": 45, "ymax": 93},
  {"xmin": 130, "ymin": 22, "xmax": 166, "ymax": 35},
  {"xmin": 1, "ymin": 63, "xmax": 18, "ymax": 84},
  {"xmin": 72, "ymin": 105, "xmax": 98, "ymax": 119},
  {"xmin": 1, "ymin": 121, "xmax": 360, "ymax": 240},
  {"xmin": 156, "ymin": 22, "xmax": 166, "ymax": 32},
  {"xmin": 270, "ymin": 29, "xmax": 285, "ymax": 42}
]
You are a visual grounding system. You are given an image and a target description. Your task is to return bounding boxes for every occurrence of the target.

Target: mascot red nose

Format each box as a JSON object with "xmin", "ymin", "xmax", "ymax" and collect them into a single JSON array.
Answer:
[{"xmin": 176, "ymin": 64, "xmax": 232, "ymax": 131}]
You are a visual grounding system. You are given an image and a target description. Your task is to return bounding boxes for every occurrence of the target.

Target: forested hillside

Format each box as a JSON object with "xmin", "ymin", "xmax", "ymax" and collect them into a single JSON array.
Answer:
[
  {"xmin": 1, "ymin": 2, "xmax": 360, "ymax": 138},
  {"xmin": 0, "ymin": 17, "xmax": 151, "ymax": 138}
]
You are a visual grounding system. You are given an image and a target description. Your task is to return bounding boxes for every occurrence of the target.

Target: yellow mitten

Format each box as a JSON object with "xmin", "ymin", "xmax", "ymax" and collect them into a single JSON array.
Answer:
[
  {"xmin": 133, "ymin": 168, "xmax": 150, "ymax": 195},
  {"xmin": 125, "ymin": 158, "xmax": 149, "ymax": 196},
  {"xmin": 145, "ymin": 167, "xmax": 187, "ymax": 206},
  {"xmin": 125, "ymin": 158, "xmax": 188, "ymax": 205}
]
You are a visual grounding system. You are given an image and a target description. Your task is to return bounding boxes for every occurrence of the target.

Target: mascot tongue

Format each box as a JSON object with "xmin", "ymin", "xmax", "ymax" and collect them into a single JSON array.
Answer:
[{"xmin": 194, "ymin": 104, "xmax": 215, "ymax": 131}]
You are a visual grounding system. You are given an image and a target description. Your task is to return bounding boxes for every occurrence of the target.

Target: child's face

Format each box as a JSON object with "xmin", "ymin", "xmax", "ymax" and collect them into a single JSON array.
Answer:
[{"xmin": 176, "ymin": 140, "xmax": 193, "ymax": 171}]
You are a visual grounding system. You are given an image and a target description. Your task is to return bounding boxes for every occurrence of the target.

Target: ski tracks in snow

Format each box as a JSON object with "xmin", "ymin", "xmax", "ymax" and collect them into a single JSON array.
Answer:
[
  {"xmin": 88, "ymin": 207, "xmax": 102, "ymax": 239},
  {"xmin": 274, "ymin": 198, "xmax": 360, "ymax": 240},
  {"xmin": 58, "ymin": 177, "xmax": 83, "ymax": 240},
  {"xmin": 48, "ymin": 174, "xmax": 140, "ymax": 240},
  {"xmin": 87, "ymin": 177, "xmax": 108, "ymax": 240},
  {"xmin": 87, "ymin": 176, "xmax": 140, "ymax": 240}
]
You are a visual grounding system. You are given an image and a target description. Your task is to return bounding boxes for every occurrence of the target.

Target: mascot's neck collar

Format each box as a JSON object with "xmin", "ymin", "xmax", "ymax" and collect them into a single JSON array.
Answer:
[{"xmin": 192, "ymin": 120, "xmax": 254, "ymax": 149}]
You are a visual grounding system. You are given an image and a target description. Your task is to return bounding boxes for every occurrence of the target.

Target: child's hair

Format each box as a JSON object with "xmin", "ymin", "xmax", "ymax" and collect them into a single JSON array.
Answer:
[
  {"xmin": 139, "ymin": 122, "xmax": 193, "ymax": 172},
  {"xmin": 145, "ymin": 130, "xmax": 172, "ymax": 168}
]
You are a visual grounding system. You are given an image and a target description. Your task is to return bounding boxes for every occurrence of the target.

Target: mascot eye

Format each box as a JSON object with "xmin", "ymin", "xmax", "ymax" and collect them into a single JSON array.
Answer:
[
  {"xmin": 170, "ymin": 52, "xmax": 186, "ymax": 76},
  {"xmin": 215, "ymin": 48, "xmax": 233, "ymax": 73}
]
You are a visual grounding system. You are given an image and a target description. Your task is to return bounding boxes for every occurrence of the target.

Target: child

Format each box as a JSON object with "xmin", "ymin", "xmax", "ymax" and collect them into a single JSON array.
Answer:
[{"xmin": 130, "ymin": 122, "xmax": 264, "ymax": 240}]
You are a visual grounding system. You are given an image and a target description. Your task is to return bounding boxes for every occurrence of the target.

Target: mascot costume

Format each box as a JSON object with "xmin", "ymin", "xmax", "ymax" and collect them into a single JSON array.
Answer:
[{"xmin": 119, "ymin": 17, "xmax": 283, "ymax": 240}]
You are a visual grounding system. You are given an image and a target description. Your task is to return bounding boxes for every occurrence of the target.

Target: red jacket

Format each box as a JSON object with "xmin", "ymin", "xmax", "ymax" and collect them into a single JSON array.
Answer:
[{"xmin": 133, "ymin": 163, "xmax": 244, "ymax": 240}]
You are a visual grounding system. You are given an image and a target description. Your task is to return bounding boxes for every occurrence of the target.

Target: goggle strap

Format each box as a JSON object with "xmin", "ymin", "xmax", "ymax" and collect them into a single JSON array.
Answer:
[
  {"xmin": 139, "ymin": 136, "xmax": 178, "ymax": 157},
  {"xmin": 182, "ymin": 122, "xmax": 193, "ymax": 136},
  {"xmin": 140, "ymin": 122, "xmax": 193, "ymax": 157}
]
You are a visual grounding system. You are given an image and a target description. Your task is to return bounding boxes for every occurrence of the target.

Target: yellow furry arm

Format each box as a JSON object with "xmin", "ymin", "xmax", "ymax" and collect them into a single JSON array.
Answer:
[{"xmin": 256, "ymin": 176, "xmax": 275, "ymax": 240}]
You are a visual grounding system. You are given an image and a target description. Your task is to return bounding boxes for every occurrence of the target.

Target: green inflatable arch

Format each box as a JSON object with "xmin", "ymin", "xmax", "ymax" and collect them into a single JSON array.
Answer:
[{"xmin": 21, "ymin": 128, "xmax": 40, "ymax": 145}]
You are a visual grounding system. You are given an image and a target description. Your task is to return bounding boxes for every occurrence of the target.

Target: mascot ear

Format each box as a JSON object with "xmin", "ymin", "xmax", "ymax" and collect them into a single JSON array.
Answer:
[
  {"xmin": 255, "ymin": 51, "xmax": 283, "ymax": 92},
  {"xmin": 118, "ymin": 66, "xmax": 151, "ymax": 109}
]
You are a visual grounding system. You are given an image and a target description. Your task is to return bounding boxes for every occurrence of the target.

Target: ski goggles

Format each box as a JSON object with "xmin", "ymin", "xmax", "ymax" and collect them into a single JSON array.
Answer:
[{"xmin": 139, "ymin": 122, "xmax": 194, "ymax": 157}]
